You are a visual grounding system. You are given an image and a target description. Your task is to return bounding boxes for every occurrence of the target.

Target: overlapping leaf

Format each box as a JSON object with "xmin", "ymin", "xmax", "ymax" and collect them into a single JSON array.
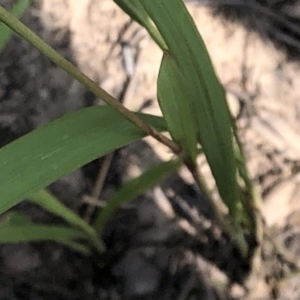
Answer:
[
  {"xmin": 157, "ymin": 53, "xmax": 198, "ymax": 160},
  {"xmin": 141, "ymin": 0, "xmax": 239, "ymax": 218},
  {"xmin": 113, "ymin": 0, "xmax": 166, "ymax": 50}
]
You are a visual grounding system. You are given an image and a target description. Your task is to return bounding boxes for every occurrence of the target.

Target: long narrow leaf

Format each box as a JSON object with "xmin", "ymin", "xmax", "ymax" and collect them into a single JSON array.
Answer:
[
  {"xmin": 141, "ymin": 0, "xmax": 239, "ymax": 218},
  {"xmin": 1, "ymin": 211, "xmax": 31, "ymax": 225},
  {"xmin": 0, "ymin": 106, "xmax": 166, "ymax": 215},
  {"xmin": 0, "ymin": 211, "xmax": 90, "ymax": 254},
  {"xmin": 0, "ymin": 0, "xmax": 30, "ymax": 52},
  {"xmin": 94, "ymin": 159, "xmax": 181, "ymax": 233},
  {"xmin": 29, "ymin": 189, "xmax": 95, "ymax": 237},
  {"xmin": 157, "ymin": 53, "xmax": 198, "ymax": 160},
  {"xmin": 0, "ymin": 223, "xmax": 86, "ymax": 245},
  {"xmin": 28, "ymin": 189, "xmax": 104, "ymax": 251}
]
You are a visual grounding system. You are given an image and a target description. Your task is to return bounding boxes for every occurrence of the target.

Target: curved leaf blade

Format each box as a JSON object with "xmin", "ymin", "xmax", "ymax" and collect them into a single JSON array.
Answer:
[
  {"xmin": 0, "ymin": 106, "xmax": 166, "ymax": 215},
  {"xmin": 0, "ymin": 223, "xmax": 90, "ymax": 254},
  {"xmin": 28, "ymin": 189, "xmax": 104, "ymax": 251},
  {"xmin": 94, "ymin": 159, "xmax": 181, "ymax": 233},
  {"xmin": 0, "ymin": 207, "xmax": 91, "ymax": 254},
  {"xmin": 29, "ymin": 189, "xmax": 95, "ymax": 237}
]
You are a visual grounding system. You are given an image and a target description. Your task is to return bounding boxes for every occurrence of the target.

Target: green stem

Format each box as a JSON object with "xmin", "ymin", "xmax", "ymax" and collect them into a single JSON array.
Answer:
[
  {"xmin": 185, "ymin": 158, "xmax": 248, "ymax": 257},
  {"xmin": 230, "ymin": 114, "xmax": 264, "ymax": 280},
  {"xmin": 0, "ymin": 5, "xmax": 180, "ymax": 154},
  {"xmin": 231, "ymin": 115, "xmax": 263, "ymax": 242}
]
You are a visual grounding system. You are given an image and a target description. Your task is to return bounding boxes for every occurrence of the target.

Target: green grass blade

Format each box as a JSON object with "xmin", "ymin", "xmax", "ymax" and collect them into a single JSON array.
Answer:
[
  {"xmin": 0, "ymin": 211, "xmax": 91, "ymax": 254},
  {"xmin": 113, "ymin": 0, "xmax": 166, "ymax": 50},
  {"xmin": 0, "ymin": 224, "xmax": 90, "ymax": 254},
  {"xmin": 157, "ymin": 53, "xmax": 198, "ymax": 160},
  {"xmin": 141, "ymin": 0, "xmax": 239, "ymax": 219},
  {"xmin": 0, "ymin": 223, "xmax": 86, "ymax": 245},
  {"xmin": 29, "ymin": 189, "xmax": 95, "ymax": 237},
  {"xmin": 0, "ymin": 0, "xmax": 30, "ymax": 52},
  {"xmin": 28, "ymin": 189, "xmax": 104, "ymax": 251},
  {"xmin": 1, "ymin": 211, "xmax": 31, "ymax": 225},
  {"xmin": 0, "ymin": 106, "xmax": 166, "ymax": 215},
  {"xmin": 94, "ymin": 159, "xmax": 181, "ymax": 233},
  {"xmin": 59, "ymin": 240, "xmax": 91, "ymax": 255}
]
